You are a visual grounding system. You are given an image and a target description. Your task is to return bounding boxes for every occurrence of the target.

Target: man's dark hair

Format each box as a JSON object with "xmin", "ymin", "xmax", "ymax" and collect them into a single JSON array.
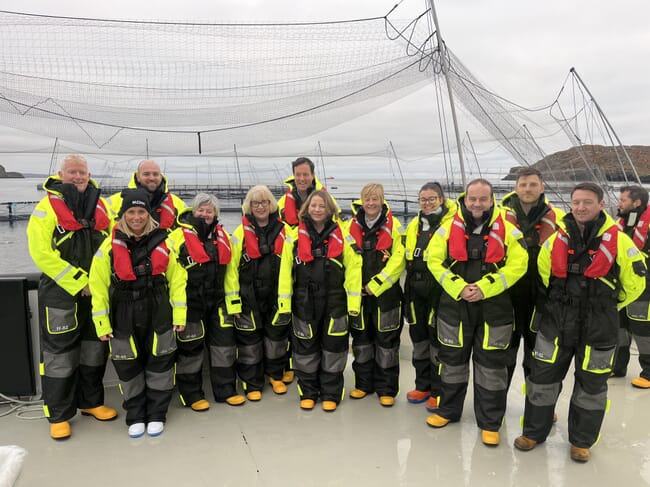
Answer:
[
  {"xmin": 620, "ymin": 185, "xmax": 649, "ymax": 208},
  {"xmin": 291, "ymin": 157, "xmax": 315, "ymax": 174},
  {"xmin": 515, "ymin": 167, "xmax": 543, "ymax": 182},
  {"xmin": 571, "ymin": 182, "xmax": 604, "ymax": 201},
  {"xmin": 466, "ymin": 178, "xmax": 493, "ymax": 196}
]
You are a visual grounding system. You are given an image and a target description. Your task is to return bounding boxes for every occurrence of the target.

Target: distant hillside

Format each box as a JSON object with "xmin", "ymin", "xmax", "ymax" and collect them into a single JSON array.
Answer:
[
  {"xmin": 0, "ymin": 164, "xmax": 24, "ymax": 178},
  {"xmin": 504, "ymin": 145, "xmax": 650, "ymax": 182}
]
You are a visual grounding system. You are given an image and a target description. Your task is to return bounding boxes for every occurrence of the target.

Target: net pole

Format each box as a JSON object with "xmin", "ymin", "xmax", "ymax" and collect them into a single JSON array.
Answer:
[{"xmin": 427, "ymin": 0, "xmax": 466, "ymax": 186}]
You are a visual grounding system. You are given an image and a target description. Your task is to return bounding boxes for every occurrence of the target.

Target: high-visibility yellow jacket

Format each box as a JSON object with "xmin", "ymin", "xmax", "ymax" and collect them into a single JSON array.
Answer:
[
  {"xmin": 27, "ymin": 175, "xmax": 110, "ymax": 297},
  {"xmin": 89, "ymin": 231, "xmax": 187, "ymax": 337},
  {"xmin": 426, "ymin": 194, "xmax": 528, "ymax": 301},
  {"xmin": 277, "ymin": 221, "xmax": 362, "ymax": 317},
  {"xmin": 105, "ymin": 171, "xmax": 186, "ymax": 222}
]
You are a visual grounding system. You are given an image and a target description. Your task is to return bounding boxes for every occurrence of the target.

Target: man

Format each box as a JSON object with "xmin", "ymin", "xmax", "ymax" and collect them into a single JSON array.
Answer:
[
  {"xmin": 514, "ymin": 182, "xmax": 645, "ymax": 463},
  {"xmin": 277, "ymin": 156, "xmax": 338, "ymax": 384},
  {"xmin": 107, "ymin": 159, "xmax": 185, "ymax": 229},
  {"xmin": 612, "ymin": 185, "xmax": 650, "ymax": 386},
  {"xmin": 27, "ymin": 154, "xmax": 118, "ymax": 440},
  {"xmin": 501, "ymin": 167, "xmax": 564, "ymax": 382},
  {"xmin": 278, "ymin": 157, "xmax": 337, "ymax": 228},
  {"xmin": 426, "ymin": 178, "xmax": 528, "ymax": 446}
]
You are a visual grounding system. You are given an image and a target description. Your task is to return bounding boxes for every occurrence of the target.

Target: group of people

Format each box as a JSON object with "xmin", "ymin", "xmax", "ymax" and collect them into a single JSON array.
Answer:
[{"xmin": 27, "ymin": 154, "xmax": 650, "ymax": 464}]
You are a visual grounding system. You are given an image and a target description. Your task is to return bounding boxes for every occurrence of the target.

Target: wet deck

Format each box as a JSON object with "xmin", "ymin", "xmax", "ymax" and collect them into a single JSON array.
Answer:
[{"xmin": 2, "ymin": 347, "xmax": 650, "ymax": 486}]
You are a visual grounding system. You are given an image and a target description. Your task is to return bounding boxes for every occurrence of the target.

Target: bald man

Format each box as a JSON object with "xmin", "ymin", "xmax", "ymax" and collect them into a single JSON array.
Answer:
[
  {"xmin": 27, "ymin": 154, "xmax": 117, "ymax": 440},
  {"xmin": 107, "ymin": 160, "xmax": 186, "ymax": 230}
]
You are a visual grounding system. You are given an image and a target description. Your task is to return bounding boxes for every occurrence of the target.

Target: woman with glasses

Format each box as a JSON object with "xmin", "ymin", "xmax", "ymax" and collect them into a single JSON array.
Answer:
[
  {"xmin": 348, "ymin": 183, "xmax": 405, "ymax": 407},
  {"xmin": 168, "ymin": 193, "xmax": 243, "ymax": 410},
  {"xmin": 403, "ymin": 182, "xmax": 456, "ymax": 412},
  {"xmin": 277, "ymin": 190, "xmax": 361, "ymax": 411},
  {"xmin": 227, "ymin": 186, "xmax": 291, "ymax": 399}
]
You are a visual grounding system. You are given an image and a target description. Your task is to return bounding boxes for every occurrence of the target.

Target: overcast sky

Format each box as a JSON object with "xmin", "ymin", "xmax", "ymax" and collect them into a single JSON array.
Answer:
[{"xmin": 0, "ymin": 0, "xmax": 648, "ymax": 178}]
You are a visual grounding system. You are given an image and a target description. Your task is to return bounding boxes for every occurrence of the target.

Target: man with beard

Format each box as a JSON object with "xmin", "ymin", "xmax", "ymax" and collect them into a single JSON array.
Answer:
[
  {"xmin": 500, "ymin": 168, "xmax": 564, "ymax": 383},
  {"xmin": 108, "ymin": 159, "xmax": 185, "ymax": 230},
  {"xmin": 612, "ymin": 185, "xmax": 650, "ymax": 387},
  {"xmin": 426, "ymin": 178, "xmax": 527, "ymax": 446}
]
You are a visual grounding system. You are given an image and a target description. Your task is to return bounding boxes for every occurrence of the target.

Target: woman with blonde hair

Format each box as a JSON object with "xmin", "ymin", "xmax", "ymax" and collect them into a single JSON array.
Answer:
[
  {"xmin": 227, "ymin": 185, "xmax": 291, "ymax": 397},
  {"xmin": 348, "ymin": 183, "xmax": 405, "ymax": 407},
  {"xmin": 90, "ymin": 187, "xmax": 187, "ymax": 438}
]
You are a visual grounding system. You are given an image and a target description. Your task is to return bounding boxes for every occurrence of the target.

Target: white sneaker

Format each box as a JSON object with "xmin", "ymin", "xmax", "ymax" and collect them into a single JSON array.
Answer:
[
  {"xmin": 128, "ymin": 423, "xmax": 145, "ymax": 438},
  {"xmin": 147, "ymin": 421, "xmax": 164, "ymax": 437}
]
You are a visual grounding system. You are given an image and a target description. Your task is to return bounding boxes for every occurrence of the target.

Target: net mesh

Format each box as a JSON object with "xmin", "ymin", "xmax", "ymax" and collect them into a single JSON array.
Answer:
[{"xmin": 0, "ymin": 10, "xmax": 434, "ymax": 154}]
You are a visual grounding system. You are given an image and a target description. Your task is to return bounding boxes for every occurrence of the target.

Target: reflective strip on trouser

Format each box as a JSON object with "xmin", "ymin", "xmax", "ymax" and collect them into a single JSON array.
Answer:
[
  {"xmin": 293, "ymin": 352, "xmax": 320, "ymax": 374},
  {"xmin": 568, "ymin": 377, "xmax": 608, "ymax": 448},
  {"xmin": 209, "ymin": 345, "xmax": 236, "ymax": 367},
  {"xmin": 473, "ymin": 362, "xmax": 508, "ymax": 431},
  {"xmin": 634, "ymin": 334, "xmax": 650, "ymax": 379},
  {"xmin": 40, "ymin": 294, "xmax": 107, "ymax": 422},
  {"xmin": 436, "ymin": 362, "xmax": 470, "ymax": 422},
  {"xmin": 77, "ymin": 337, "xmax": 109, "ymax": 410},
  {"xmin": 352, "ymin": 344, "xmax": 374, "ymax": 363},
  {"xmin": 208, "ymin": 345, "xmax": 238, "ymax": 401},
  {"xmin": 237, "ymin": 342, "xmax": 265, "ymax": 391},
  {"xmin": 629, "ymin": 320, "xmax": 650, "ymax": 379},
  {"xmin": 207, "ymin": 310, "xmax": 239, "ymax": 402},
  {"xmin": 408, "ymin": 296, "xmax": 434, "ymax": 391},
  {"xmin": 264, "ymin": 313, "xmax": 290, "ymax": 380},
  {"xmin": 322, "ymin": 350, "xmax": 347, "ymax": 374},
  {"xmin": 175, "ymin": 338, "xmax": 205, "ymax": 405},
  {"xmin": 376, "ymin": 345, "xmax": 399, "ymax": 369}
]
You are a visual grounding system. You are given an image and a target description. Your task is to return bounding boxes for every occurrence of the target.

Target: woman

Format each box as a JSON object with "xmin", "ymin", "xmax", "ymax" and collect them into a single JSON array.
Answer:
[
  {"xmin": 169, "ymin": 193, "xmax": 245, "ymax": 409},
  {"xmin": 348, "ymin": 183, "xmax": 405, "ymax": 407},
  {"xmin": 228, "ymin": 185, "xmax": 291, "ymax": 397},
  {"xmin": 403, "ymin": 182, "xmax": 455, "ymax": 412},
  {"xmin": 90, "ymin": 188, "xmax": 187, "ymax": 438},
  {"xmin": 277, "ymin": 190, "xmax": 361, "ymax": 411}
]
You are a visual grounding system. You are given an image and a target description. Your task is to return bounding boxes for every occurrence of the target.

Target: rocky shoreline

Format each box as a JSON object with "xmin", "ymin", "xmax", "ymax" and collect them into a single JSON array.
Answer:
[
  {"xmin": 504, "ymin": 145, "xmax": 650, "ymax": 182},
  {"xmin": 0, "ymin": 164, "xmax": 24, "ymax": 178}
]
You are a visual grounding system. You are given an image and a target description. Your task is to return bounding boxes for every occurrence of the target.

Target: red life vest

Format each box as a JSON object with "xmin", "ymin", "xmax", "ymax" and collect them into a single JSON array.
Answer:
[
  {"xmin": 111, "ymin": 229, "xmax": 170, "ymax": 281},
  {"xmin": 242, "ymin": 215, "xmax": 285, "ymax": 259},
  {"xmin": 154, "ymin": 193, "xmax": 177, "ymax": 229},
  {"xmin": 48, "ymin": 193, "xmax": 110, "ymax": 231},
  {"xmin": 617, "ymin": 205, "xmax": 650, "ymax": 251},
  {"xmin": 181, "ymin": 225, "xmax": 231, "ymax": 265},
  {"xmin": 282, "ymin": 192, "xmax": 300, "ymax": 226},
  {"xmin": 504, "ymin": 206, "xmax": 557, "ymax": 245},
  {"xmin": 550, "ymin": 225, "xmax": 618, "ymax": 279},
  {"xmin": 349, "ymin": 209, "xmax": 394, "ymax": 251},
  {"xmin": 297, "ymin": 222, "xmax": 344, "ymax": 262},
  {"xmin": 448, "ymin": 213, "xmax": 506, "ymax": 263}
]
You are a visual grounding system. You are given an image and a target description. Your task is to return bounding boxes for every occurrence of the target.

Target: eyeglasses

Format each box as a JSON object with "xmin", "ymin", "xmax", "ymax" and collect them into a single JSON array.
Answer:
[
  {"xmin": 251, "ymin": 200, "xmax": 270, "ymax": 208},
  {"xmin": 419, "ymin": 197, "xmax": 440, "ymax": 204}
]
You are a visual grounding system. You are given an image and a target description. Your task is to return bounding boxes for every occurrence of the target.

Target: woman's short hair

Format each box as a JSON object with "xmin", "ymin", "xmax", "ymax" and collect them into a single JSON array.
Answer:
[
  {"xmin": 360, "ymin": 182, "xmax": 384, "ymax": 202},
  {"xmin": 190, "ymin": 193, "xmax": 220, "ymax": 219},
  {"xmin": 298, "ymin": 190, "xmax": 337, "ymax": 222},
  {"xmin": 242, "ymin": 185, "xmax": 278, "ymax": 214}
]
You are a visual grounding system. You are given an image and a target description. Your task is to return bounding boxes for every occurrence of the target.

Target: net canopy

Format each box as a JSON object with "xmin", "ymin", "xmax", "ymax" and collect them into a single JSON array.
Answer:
[{"xmin": 0, "ymin": 9, "xmax": 436, "ymax": 155}]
